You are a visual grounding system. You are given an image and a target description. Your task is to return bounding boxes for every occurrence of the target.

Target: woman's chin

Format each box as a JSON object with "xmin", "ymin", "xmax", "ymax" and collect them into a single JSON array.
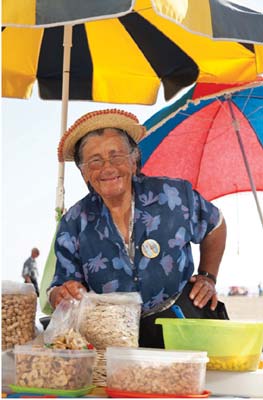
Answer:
[{"xmin": 99, "ymin": 185, "xmax": 125, "ymax": 199}]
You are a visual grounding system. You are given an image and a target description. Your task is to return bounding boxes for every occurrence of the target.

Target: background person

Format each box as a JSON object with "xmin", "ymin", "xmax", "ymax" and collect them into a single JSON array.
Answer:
[
  {"xmin": 22, "ymin": 247, "xmax": 40, "ymax": 297},
  {"xmin": 48, "ymin": 109, "xmax": 227, "ymax": 347}
]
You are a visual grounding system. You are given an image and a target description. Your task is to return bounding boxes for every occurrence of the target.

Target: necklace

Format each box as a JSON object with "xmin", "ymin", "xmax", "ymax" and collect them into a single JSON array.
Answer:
[
  {"xmin": 127, "ymin": 195, "xmax": 135, "ymax": 261},
  {"xmin": 114, "ymin": 194, "xmax": 135, "ymax": 262}
]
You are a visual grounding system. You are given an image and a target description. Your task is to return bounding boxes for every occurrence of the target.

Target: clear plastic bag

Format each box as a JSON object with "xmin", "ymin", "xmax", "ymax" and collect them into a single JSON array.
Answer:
[
  {"xmin": 43, "ymin": 298, "xmax": 81, "ymax": 344},
  {"xmin": 78, "ymin": 291, "xmax": 142, "ymax": 349}
]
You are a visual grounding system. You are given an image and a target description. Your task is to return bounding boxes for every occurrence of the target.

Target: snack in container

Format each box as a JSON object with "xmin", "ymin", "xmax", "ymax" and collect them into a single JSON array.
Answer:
[
  {"xmin": 156, "ymin": 318, "xmax": 263, "ymax": 371},
  {"xmin": 106, "ymin": 347, "xmax": 208, "ymax": 395},
  {"xmin": 2, "ymin": 280, "xmax": 37, "ymax": 350},
  {"xmin": 14, "ymin": 331, "xmax": 97, "ymax": 390}
]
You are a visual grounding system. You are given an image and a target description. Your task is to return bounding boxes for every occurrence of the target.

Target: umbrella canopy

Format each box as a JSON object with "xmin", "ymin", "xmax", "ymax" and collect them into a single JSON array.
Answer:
[
  {"xmin": 140, "ymin": 85, "xmax": 263, "ymax": 218},
  {"xmin": 4, "ymin": 0, "xmax": 263, "ymax": 44},
  {"xmin": 153, "ymin": 0, "xmax": 263, "ymax": 44},
  {"xmin": 2, "ymin": 0, "xmax": 263, "ymax": 104}
]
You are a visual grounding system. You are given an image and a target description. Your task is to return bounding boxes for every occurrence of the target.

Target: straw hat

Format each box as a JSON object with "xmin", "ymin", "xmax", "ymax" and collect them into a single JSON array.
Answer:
[{"xmin": 58, "ymin": 109, "xmax": 146, "ymax": 162}]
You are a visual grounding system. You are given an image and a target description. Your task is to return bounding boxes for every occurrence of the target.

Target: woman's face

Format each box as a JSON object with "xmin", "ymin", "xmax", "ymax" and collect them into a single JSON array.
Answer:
[{"xmin": 80, "ymin": 129, "xmax": 137, "ymax": 200}]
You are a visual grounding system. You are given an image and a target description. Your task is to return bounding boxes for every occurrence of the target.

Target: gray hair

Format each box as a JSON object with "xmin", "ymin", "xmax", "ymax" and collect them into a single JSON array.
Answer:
[{"xmin": 74, "ymin": 128, "xmax": 142, "ymax": 173}]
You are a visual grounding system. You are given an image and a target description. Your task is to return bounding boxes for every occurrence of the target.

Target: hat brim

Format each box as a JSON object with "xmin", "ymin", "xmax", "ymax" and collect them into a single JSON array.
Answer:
[{"xmin": 58, "ymin": 109, "xmax": 146, "ymax": 162}]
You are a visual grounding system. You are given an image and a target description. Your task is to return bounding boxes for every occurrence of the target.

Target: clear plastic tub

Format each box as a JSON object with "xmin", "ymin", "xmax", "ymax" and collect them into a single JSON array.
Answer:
[
  {"xmin": 156, "ymin": 319, "xmax": 263, "ymax": 371},
  {"xmin": 106, "ymin": 346, "xmax": 208, "ymax": 395},
  {"xmin": 14, "ymin": 344, "xmax": 97, "ymax": 390},
  {"xmin": 2, "ymin": 281, "xmax": 37, "ymax": 350}
]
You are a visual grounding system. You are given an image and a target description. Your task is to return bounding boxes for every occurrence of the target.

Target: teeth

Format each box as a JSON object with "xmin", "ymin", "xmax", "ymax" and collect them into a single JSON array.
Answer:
[{"xmin": 102, "ymin": 177, "xmax": 119, "ymax": 181}]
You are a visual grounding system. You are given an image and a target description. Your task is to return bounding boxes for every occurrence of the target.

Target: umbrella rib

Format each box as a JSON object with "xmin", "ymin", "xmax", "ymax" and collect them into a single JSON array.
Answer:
[{"xmin": 226, "ymin": 95, "xmax": 263, "ymax": 229}]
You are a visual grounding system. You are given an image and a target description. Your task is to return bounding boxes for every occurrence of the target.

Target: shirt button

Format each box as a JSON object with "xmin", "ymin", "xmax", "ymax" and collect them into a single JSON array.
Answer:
[
  {"xmin": 136, "ymin": 245, "xmax": 139, "ymax": 249},
  {"xmin": 134, "ymin": 277, "xmax": 138, "ymax": 282}
]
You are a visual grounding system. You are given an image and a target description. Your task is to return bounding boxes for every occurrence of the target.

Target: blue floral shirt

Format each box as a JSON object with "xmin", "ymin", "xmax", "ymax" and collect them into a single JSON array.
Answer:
[{"xmin": 51, "ymin": 175, "xmax": 220, "ymax": 312}]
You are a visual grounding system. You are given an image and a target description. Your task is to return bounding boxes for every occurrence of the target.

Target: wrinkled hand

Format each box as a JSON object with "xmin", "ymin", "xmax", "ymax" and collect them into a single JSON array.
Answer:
[
  {"xmin": 50, "ymin": 281, "xmax": 87, "ymax": 308},
  {"xmin": 189, "ymin": 275, "xmax": 217, "ymax": 310}
]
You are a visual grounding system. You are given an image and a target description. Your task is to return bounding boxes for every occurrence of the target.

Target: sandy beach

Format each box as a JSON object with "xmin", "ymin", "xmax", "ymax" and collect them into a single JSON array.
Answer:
[{"xmin": 218, "ymin": 295, "xmax": 263, "ymax": 321}]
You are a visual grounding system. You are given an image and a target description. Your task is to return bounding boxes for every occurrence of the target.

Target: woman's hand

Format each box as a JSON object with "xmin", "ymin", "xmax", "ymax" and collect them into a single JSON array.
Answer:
[
  {"xmin": 189, "ymin": 275, "xmax": 217, "ymax": 310},
  {"xmin": 50, "ymin": 280, "xmax": 87, "ymax": 308}
]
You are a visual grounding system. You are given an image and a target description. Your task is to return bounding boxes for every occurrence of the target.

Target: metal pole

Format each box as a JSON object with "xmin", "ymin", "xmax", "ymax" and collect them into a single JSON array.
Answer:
[
  {"xmin": 55, "ymin": 25, "xmax": 73, "ymax": 215},
  {"xmin": 226, "ymin": 94, "xmax": 263, "ymax": 229}
]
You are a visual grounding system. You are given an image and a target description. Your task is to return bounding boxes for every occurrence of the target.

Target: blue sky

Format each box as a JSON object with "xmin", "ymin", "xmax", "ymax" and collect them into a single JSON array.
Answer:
[{"xmin": 2, "ymin": 88, "xmax": 263, "ymax": 294}]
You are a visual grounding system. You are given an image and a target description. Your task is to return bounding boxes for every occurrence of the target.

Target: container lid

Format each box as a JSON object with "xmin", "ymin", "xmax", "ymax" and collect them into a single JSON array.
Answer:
[
  {"xmin": 14, "ymin": 344, "xmax": 96, "ymax": 358},
  {"xmin": 156, "ymin": 318, "xmax": 263, "ymax": 329},
  {"xmin": 106, "ymin": 346, "xmax": 208, "ymax": 363},
  {"xmin": 9, "ymin": 384, "xmax": 95, "ymax": 397},
  {"xmin": 105, "ymin": 387, "xmax": 211, "ymax": 398}
]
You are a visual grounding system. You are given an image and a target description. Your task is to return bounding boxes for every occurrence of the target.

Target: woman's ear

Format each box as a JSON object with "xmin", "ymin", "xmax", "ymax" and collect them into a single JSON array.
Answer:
[
  {"xmin": 132, "ymin": 148, "xmax": 140, "ymax": 174},
  {"xmin": 80, "ymin": 166, "xmax": 89, "ymax": 184}
]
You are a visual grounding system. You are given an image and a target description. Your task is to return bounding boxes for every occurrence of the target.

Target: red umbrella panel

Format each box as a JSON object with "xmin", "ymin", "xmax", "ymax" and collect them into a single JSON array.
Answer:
[{"xmin": 140, "ymin": 85, "xmax": 263, "ymax": 202}]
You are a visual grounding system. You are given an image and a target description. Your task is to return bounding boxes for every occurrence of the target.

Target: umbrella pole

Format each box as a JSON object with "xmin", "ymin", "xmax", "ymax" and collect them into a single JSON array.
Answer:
[
  {"xmin": 226, "ymin": 95, "xmax": 263, "ymax": 229},
  {"xmin": 55, "ymin": 25, "xmax": 73, "ymax": 215}
]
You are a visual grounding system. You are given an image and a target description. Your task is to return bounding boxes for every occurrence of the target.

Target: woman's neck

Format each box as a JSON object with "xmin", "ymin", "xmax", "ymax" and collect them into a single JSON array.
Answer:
[{"xmin": 104, "ymin": 192, "xmax": 133, "ymax": 244}]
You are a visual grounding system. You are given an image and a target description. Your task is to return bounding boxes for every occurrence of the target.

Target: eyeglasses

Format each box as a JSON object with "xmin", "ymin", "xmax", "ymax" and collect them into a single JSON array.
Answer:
[{"xmin": 80, "ymin": 152, "xmax": 133, "ymax": 171}]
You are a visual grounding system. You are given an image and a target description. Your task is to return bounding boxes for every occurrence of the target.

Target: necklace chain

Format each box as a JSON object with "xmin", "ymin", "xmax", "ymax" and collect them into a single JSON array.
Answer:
[{"xmin": 127, "ymin": 195, "xmax": 135, "ymax": 261}]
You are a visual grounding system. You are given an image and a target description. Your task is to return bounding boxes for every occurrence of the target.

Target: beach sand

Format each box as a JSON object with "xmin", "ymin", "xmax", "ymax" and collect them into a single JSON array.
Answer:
[{"xmin": 218, "ymin": 295, "xmax": 263, "ymax": 320}]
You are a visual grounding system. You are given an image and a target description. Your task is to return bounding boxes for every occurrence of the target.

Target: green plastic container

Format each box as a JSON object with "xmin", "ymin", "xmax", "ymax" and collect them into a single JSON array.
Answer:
[{"xmin": 156, "ymin": 319, "xmax": 263, "ymax": 371}]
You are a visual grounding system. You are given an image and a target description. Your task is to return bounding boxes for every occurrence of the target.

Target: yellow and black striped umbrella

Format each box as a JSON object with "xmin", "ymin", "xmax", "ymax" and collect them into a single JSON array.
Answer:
[
  {"xmin": 154, "ymin": 0, "xmax": 263, "ymax": 44},
  {"xmin": 2, "ymin": 0, "xmax": 263, "ymax": 104}
]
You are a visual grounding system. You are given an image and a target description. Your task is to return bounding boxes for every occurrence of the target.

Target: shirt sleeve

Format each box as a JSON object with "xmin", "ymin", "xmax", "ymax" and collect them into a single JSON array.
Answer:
[
  {"xmin": 49, "ymin": 213, "xmax": 86, "ymax": 289},
  {"xmin": 184, "ymin": 180, "xmax": 220, "ymax": 244},
  {"xmin": 22, "ymin": 259, "xmax": 31, "ymax": 277}
]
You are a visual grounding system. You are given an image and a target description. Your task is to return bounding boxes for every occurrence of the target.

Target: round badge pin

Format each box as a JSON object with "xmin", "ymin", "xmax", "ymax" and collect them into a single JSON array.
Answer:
[{"xmin": 141, "ymin": 239, "xmax": 160, "ymax": 258}]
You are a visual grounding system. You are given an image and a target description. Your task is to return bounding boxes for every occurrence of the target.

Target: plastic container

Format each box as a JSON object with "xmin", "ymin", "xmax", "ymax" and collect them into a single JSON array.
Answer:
[
  {"xmin": 156, "ymin": 319, "xmax": 263, "ymax": 371},
  {"xmin": 14, "ymin": 344, "xmax": 97, "ymax": 390},
  {"xmin": 2, "ymin": 281, "xmax": 37, "ymax": 350},
  {"xmin": 106, "ymin": 347, "xmax": 208, "ymax": 395}
]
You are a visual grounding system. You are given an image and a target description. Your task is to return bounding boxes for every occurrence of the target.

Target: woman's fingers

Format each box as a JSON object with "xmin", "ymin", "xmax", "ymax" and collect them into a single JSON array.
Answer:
[
  {"xmin": 51, "ymin": 281, "xmax": 87, "ymax": 308},
  {"xmin": 63, "ymin": 280, "xmax": 85, "ymax": 300},
  {"xmin": 210, "ymin": 293, "xmax": 218, "ymax": 311},
  {"xmin": 189, "ymin": 276, "xmax": 217, "ymax": 310}
]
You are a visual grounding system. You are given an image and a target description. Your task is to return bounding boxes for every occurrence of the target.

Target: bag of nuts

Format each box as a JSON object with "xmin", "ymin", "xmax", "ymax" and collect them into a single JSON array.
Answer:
[
  {"xmin": 77, "ymin": 291, "xmax": 142, "ymax": 386},
  {"xmin": 43, "ymin": 298, "xmax": 81, "ymax": 345},
  {"xmin": 77, "ymin": 291, "xmax": 142, "ymax": 349},
  {"xmin": 2, "ymin": 280, "xmax": 37, "ymax": 350}
]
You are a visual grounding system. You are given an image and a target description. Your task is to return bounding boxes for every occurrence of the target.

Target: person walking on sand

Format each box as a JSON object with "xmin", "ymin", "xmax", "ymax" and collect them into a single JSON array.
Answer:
[{"xmin": 22, "ymin": 248, "xmax": 40, "ymax": 296}]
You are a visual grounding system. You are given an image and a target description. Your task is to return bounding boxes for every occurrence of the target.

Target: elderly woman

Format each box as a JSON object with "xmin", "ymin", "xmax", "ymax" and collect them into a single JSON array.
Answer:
[{"xmin": 49, "ymin": 109, "xmax": 227, "ymax": 347}]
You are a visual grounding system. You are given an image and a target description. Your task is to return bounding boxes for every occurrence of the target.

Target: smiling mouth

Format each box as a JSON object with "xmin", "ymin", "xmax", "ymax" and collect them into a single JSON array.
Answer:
[{"xmin": 100, "ymin": 176, "xmax": 121, "ymax": 182}]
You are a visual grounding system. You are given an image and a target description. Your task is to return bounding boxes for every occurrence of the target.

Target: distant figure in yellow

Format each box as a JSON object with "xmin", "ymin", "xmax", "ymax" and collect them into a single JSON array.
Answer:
[{"xmin": 22, "ymin": 248, "xmax": 40, "ymax": 297}]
